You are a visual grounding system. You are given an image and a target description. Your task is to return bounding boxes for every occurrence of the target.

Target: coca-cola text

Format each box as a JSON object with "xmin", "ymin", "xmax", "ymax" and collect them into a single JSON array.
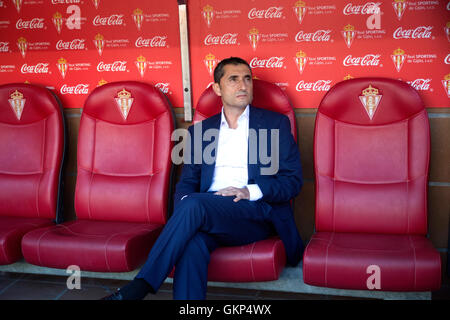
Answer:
[
  {"xmin": 21, "ymin": 63, "xmax": 49, "ymax": 74},
  {"xmin": 393, "ymin": 26, "xmax": 433, "ymax": 39},
  {"xmin": 343, "ymin": 2, "xmax": 381, "ymax": 15},
  {"xmin": 16, "ymin": 18, "xmax": 45, "ymax": 29},
  {"xmin": 56, "ymin": 39, "xmax": 85, "ymax": 50},
  {"xmin": 343, "ymin": 54, "xmax": 381, "ymax": 66},
  {"xmin": 248, "ymin": 7, "xmax": 284, "ymax": 19},
  {"xmin": 60, "ymin": 84, "xmax": 89, "ymax": 95},
  {"xmin": 295, "ymin": 30, "xmax": 331, "ymax": 42},
  {"xmin": 93, "ymin": 14, "xmax": 124, "ymax": 26},
  {"xmin": 249, "ymin": 57, "xmax": 284, "ymax": 68},
  {"xmin": 296, "ymin": 80, "xmax": 332, "ymax": 92},
  {"xmin": 97, "ymin": 61, "xmax": 127, "ymax": 72},
  {"xmin": 204, "ymin": 33, "xmax": 238, "ymax": 46},
  {"xmin": 135, "ymin": 36, "xmax": 167, "ymax": 48}
]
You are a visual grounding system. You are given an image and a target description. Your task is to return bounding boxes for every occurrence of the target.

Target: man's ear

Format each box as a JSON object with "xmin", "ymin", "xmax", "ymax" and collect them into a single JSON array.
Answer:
[{"xmin": 212, "ymin": 82, "xmax": 222, "ymax": 97}]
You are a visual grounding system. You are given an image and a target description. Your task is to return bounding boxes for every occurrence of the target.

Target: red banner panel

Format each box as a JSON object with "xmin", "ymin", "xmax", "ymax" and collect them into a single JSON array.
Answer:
[
  {"xmin": 0, "ymin": 1, "xmax": 449, "ymax": 109},
  {"xmin": 0, "ymin": 0, "xmax": 183, "ymax": 108},
  {"xmin": 188, "ymin": 0, "xmax": 450, "ymax": 108}
]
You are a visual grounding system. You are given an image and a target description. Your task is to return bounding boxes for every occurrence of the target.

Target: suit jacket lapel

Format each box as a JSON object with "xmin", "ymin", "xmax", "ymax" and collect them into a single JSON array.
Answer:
[
  {"xmin": 200, "ymin": 113, "xmax": 221, "ymax": 192},
  {"xmin": 248, "ymin": 106, "xmax": 262, "ymax": 183}
]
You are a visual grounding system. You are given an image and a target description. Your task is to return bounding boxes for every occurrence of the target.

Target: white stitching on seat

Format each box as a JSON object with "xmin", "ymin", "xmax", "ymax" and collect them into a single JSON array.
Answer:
[
  {"xmin": 324, "ymin": 232, "xmax": 334, "ymax": 287},
  {"xmin": 271, "ymin": 239, "xmax": 277, "ymax": 278},
  {"xmin": 408, "ymin": 235, "xmax": 417, "ymax": 290},
  {"xmin": 35, "ymin": 227, "xmax": 56, "ymax": 266},
  {"xmin": 249, "ymin": 242, "xmax": 256, "ymax": 281}
]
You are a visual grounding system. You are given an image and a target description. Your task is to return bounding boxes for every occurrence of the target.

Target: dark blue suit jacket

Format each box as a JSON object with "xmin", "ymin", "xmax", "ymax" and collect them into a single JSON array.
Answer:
[{"xmin": 173, "ymin": 106, "xmax": 304, "ymax": 266}]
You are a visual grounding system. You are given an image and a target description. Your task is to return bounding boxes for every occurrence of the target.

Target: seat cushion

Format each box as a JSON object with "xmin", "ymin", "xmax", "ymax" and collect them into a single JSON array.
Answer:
[
  {"xmin": 303, "ymin": 232, "xmax": 441, "ymax": 291},
  {"xmin": 0, "ymin": 216, "xmax": 54, "ymax": 265},
  {"xmin": 207, "ymin": 237, "xmax": 286, "ymax": 282},
  {"xmin": 21, "ymin": 220, "xmax": 163, "ymax": 272}
]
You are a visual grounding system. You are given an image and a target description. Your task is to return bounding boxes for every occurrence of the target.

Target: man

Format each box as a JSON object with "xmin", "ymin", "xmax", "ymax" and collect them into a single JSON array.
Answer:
[{"xmin": 103, "ymin": 57, "xmax": 303, "ymax": 300}]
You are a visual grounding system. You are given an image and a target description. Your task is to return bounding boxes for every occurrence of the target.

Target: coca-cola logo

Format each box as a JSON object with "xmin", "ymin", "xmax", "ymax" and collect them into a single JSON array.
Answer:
[
  {"xmin": 249, "ymin": 57, "xmax": 284, "ymax": 68},
  {"xmin": 16, "ymin": 18, "xmax": 45, "ymax": 29},
  {"xmin": 295, "ymin": 30, "xmax": 332, "ymax": 42},
  {"xmin": 445, "ymin": 54, "xmax": 450, "ymax": 65},
  {"xmin": 51, "ymin": 0, "xmax": 81, "ymax": 3},
  {"xmin": 343, "ymin": 54, "xmax": 381, "ymax": 66},
  {"xmin": 21, "ymin": 63, "xmax": 49, "ymax": 74},
  {"xmin": 155, "ymin": 83, "xmax": 170, "ymax": 94},
  {"xmin": 92, "ymin": 14, "xmax": 124, "ymax": 26},
  {"xmin": 393, "ymin": 26, "xmax": 433, "ymax": 39},
  {"xmin": 135, "ymin": 36, "xmax": 167, "ymax": 48},
  {"xmin": 97, "ymin": 61, "xmax": 127, "ymax": 72},
  {"xmin": 204, "ymin": 33, "xmax": 238, "ymax": 46},
  {"xmin": 56, "ymin": 39, "xmax": 85, "ymax": 50},
  {"xmin": 0, "ymin": 42, "xmax": 9, "ymax": 52},
  {"xmin": 248, "ymin": 7, "xmax": 284, "ymax": 19},
  {"xmin": 60, "ymin": 84, "xmax": 89, "ymax": 95},
  {"xmin": 296, "ymin": 80, "xmax": 332, "ymax": 92},
  {"xmin": 343, "ymin": 2, "xmax": 381, "ymax": 15},
  {"xmin": 407, "ymin": 79, "xmax": 432, "ymax": 91}
]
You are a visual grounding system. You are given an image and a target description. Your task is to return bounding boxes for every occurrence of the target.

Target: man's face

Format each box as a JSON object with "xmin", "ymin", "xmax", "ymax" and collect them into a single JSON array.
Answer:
[{"xmin": 212, "ymin": 63, "xmax": 253, "ymax": 110}]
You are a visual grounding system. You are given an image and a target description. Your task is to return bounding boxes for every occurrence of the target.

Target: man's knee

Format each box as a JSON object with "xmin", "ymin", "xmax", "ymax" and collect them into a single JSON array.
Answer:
[
  {"xmin": 172, "ymin": 194, "xmax": 210, "ymax": 223},
  {"xmin": 176, "ymin": 193, "xmax": 220, "ymax": 213},
  {"xmin": 176, "ymin": 194, "xmax": 204, "ymax": 211}
]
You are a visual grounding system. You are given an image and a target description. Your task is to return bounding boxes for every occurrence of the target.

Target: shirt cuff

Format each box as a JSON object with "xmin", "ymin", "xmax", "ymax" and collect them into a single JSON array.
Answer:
[{"xmin": 246, "ymin": 184, "xmax": 263, "ymax": 201}]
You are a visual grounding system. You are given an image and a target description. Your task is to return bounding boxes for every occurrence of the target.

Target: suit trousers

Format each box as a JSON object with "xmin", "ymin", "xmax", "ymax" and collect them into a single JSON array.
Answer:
[{"xmin": 135, "ymin": 192, "xmax": 274, "ymax": 299}]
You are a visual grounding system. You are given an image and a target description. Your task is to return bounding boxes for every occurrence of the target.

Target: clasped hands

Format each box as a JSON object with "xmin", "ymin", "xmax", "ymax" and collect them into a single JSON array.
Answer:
[{"xmin": 214, "ymin": 186, "xmax": 250, "ymax": 202}]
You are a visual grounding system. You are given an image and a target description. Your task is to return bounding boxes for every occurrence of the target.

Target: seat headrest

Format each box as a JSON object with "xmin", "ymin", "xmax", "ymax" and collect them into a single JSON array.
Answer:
[
  {"xmin": 0, "ymin": 83, "xmax": 60, "ymax": 125},
  {"xmin": 318, "ymin": 77, "xmax": 425, "ymax": 125},
  {"xmin": 83, "ymin": 81, "xmax": 172, "ymax": 124}
]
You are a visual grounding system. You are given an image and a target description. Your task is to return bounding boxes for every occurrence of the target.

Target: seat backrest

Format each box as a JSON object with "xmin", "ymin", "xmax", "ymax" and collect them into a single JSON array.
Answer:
[
  {"xmin": 314, "ymin": 77, "xmax": 429, "ymax": 235},
  {"xmin": 194, "ymin": 79, "xmax": 297, "ymax": 142},
  {"xmin": 75, "ymin": 81, "xmax": 174, "ymax": 224},
  {"xmin": 0, "ymin": 83, "xmax": 65, "ymax": 221}
]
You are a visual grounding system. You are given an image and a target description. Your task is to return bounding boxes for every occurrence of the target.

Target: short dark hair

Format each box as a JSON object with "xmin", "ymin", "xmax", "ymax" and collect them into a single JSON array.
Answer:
[{"xmin": 213, "ymin": 57, "xmax": 251, "ymax": 83}]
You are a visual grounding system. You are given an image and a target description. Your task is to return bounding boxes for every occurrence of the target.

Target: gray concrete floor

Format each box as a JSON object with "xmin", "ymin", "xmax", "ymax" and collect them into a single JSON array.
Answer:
[
  {"xmin": 1, "ymin": 271, "xmax": 449, "ymax": 300},
  {"xmin": 0, "ymin": 271, "xmax": 366, "ymax": 300}
]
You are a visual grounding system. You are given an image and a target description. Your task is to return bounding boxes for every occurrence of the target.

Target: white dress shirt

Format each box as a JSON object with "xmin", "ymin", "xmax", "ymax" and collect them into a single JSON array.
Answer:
[{"xmin": 207, "ymin": 105, "xmax": 263, "ymax": 201}]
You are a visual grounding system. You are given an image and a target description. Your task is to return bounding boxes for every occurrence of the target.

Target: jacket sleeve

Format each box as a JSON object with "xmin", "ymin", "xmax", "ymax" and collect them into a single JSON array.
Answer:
[
  {"xmin": 253, "ymin": 115, "xmax": 303, "ymax": 203},
  {"xmin": 173, "ymin": 124, "xmax": 201, "ymax": 208}
]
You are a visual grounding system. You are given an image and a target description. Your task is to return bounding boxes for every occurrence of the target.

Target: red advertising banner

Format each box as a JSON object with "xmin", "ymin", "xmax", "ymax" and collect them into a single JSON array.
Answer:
[
  {"xmin": 0, "ymin": 0, "xmax": 183, "ymax": 108},
  {"xmin": 0, "ymin": 0, "xmax": 449, "ymax": 109},
  {"xmin": 188, "ymin": 0, "xmax": 450, "ymax": 108}
]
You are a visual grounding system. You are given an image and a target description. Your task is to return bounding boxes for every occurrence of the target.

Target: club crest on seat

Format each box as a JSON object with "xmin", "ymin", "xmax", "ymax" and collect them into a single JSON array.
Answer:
[
  {"xmin": 442, "ymin": 73, "xmax": 450, "ymax": 98},
  {"xmin": 115, "ymin": 88, "xmax": 133, "ymax": 120},
  {"xmin": 359, "ymin": 85, "xmax": 382, "ymax": 120},
  {"xmin": 8, "ymin": 90, "xmax": 26, "ymax": 120}
]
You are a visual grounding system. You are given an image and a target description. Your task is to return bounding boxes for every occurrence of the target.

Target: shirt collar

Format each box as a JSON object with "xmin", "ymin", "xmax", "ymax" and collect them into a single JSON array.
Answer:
[{"xmin": 220, "ymin": 105, "xmax": 250, "ymax": 128}]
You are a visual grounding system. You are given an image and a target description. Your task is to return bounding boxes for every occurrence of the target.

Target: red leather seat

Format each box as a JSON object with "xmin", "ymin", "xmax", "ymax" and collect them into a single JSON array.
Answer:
[
  {"xmin": 303, "ymin": 78, "xmax": 441, "ymax": 291},
  {"xmin": 192, "ymin": 79, "xmax": 295, "ymax": 281},
  {"xmin": 0, "ymin": 83, "xmax": 64, "ymax": 265},
  {"xmin": 22, "ymin": 81, "xmax": 174, "ymax": 272}
]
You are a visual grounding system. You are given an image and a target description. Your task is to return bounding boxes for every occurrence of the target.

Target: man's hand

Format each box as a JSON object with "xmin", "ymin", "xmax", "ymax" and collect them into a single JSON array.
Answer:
[{"xmin": 214, "ymin": 186, "xmax": 250, "ymax": 202}]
